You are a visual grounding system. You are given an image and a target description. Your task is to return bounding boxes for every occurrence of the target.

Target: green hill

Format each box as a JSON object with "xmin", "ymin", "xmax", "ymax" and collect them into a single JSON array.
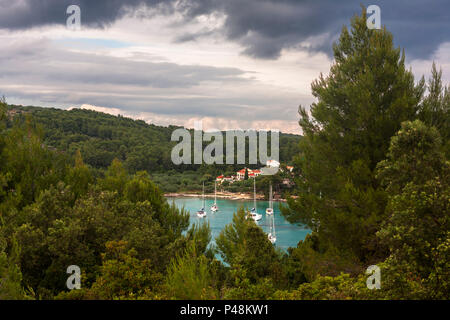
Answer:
[{"xmin": 6, "ymin": 105, "xmax": 301, "ymax": 177}]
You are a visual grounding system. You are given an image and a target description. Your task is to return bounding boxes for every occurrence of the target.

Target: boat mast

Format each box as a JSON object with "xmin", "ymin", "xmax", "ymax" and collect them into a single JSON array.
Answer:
[
  {"xmin": 202, "ymin": 182, "xmax": 205, "ymax": 209},
  {"xmin": 269, "ymin": 183, "xmax": 273, "ymax": 234},
  {"xmin": 214, "ymin": 180, "xmax": 217, "ymax": 205},
  {"xmin": 272, "ymin": 204, "xmax": 276, "ymax": 238},
  {"xmin": 271, "ymin": 184, "xmax": 276, "ymax": 238},
  {"xmin": 253, "ymin": 177, "xmax": 256, "ymax": 210},
  {"xmin": 269, "ymin": 183, "xmax": 273, "ymax": 209}
]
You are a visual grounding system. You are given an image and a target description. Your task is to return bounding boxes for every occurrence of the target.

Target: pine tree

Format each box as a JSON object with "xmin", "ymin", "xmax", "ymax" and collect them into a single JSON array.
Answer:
[
  {"xmin": 66, "ymin": 149, "xmax": 93, "ymax": 199},
  {"xmin": 419, "ymin": 63, "xmax": 450, "ymax": 157},
  {"xmin": 283, "ymin": 9, "xmax": 424, "ymax": 265},
  {"xmin": 164, "ymin": 242, "xmax": 217, "ymax": 299},
  {"xmin": 216, "ymin": 208, "xmax": 282, "ymax": 284}
]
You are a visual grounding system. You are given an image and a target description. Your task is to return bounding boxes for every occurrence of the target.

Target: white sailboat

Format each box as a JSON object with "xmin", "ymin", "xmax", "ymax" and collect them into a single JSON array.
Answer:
[
  {"xmin": 266, "ymin": 184, "xmax": 276, "ymax": 244},
  {"xmin": 249, "ymin": 177, "xmax": 262, "ymax": 221},
  {"xmin": 210, "ymin": 180, "xmax": 218, "ymax": 212},
  {"xmin": 197, "ymin": 182, "xmax": 207, "ymax": 218}
]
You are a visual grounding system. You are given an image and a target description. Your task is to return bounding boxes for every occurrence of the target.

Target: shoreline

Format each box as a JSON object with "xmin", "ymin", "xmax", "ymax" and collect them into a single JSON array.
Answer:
[{"xmin": 164, "ymin": 191, "xmax": 288, "ymax": 202}]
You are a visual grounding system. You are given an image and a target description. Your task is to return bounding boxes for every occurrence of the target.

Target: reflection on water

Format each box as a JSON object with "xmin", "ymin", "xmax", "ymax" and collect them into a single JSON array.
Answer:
[{"xmin": 168, "ymin": 197, "xmax": 311, "ymax": 252}]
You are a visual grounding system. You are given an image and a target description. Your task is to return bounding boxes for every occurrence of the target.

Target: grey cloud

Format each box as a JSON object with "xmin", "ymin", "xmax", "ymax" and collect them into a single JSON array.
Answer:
[
  {"xmin": 0, "ymin": 0, "xmax": 447, "ymax": 60},
  {"xmin": 0, "ymin": 38, "xmax": 246, "ymax": 89},
  {"xmin": 0, "ymin": 37, "xmax": 303, "ymax": 122},
  {"xmin": 0, "ymin": 0, "xmax": 171, "ymax": 29},
  {"xmin": 182, "ymin": 0, "xmax": 450, "ymax": 60}
]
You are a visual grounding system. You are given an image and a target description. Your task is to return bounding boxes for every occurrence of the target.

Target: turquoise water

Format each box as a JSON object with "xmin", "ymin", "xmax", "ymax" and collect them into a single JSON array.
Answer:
[{"xmin": 167, "ymin": 197, "xmax": 311, "ymax": 252}]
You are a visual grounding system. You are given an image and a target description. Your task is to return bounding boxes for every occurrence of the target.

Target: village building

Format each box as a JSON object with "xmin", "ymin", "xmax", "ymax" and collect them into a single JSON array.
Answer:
[
  {"xmin": 217, "ymin": 168, "xmax": 262, "ymax": 184},
  {"xmin": 236, "ymin": 168, "xmax": 261, "ymax": 180}
]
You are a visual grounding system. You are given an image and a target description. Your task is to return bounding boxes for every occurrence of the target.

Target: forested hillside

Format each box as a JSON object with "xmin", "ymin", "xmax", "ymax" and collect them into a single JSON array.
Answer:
[
  {"xmin": 4, "ymin": 105, "xmax": 301, "ymax": 193},
  {"xmin": 0, "ymin": 9, "xmax": 448, "ymax": 300},
  {"xmin": 5, "ymin": 105, "xmax": 301, "ymax": 173}
]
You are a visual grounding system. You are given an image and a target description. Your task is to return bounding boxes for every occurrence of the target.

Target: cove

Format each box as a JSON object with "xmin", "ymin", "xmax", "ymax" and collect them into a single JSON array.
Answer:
[{"xmin": 168, "ymin": 197, "xmax": 311, "ymax": 252}]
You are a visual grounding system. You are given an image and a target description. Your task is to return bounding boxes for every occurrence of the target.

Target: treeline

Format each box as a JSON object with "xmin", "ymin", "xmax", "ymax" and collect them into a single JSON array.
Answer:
[
  {"xmin": 150, "ymin": 164, "xmax": 294, "ymax": 197},
  {"xmin": 4, "ymin": 106, "xmax": 301, "ymax": 177}
]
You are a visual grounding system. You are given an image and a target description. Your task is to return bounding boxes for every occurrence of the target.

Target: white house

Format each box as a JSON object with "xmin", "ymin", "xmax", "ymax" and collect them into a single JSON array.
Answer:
[
  {"xmin": 236, "ymin": 168, "xmax": 262, "ymax": 180},
  {"xmin": 266, "ymin": 160, "xmax": 280, "ymax": 168}
]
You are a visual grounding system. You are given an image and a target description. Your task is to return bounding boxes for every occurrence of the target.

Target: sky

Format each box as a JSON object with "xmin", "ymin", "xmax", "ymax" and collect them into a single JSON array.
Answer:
[{"xmin": 0, "ymin": 0, "xmax": 449, "ymax": 134}]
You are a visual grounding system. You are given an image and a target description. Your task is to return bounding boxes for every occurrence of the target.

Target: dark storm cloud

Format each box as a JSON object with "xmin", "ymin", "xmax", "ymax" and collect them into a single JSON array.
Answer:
[
  {"xmin": 0, "ymin": 0, "xmax": 172, "ymax": 29},
  {"xmin": 181, "ymin": 0, "xmax": 450, "ymax": 60},
  {"xmin": 0, "ymin": 0, "xmax": 448, "ymax": 60}
]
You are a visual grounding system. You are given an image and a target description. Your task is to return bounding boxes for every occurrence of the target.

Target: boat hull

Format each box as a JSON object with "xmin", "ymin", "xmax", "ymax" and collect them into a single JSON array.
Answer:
[
  {"xmin": 268, "ymin": 233, "xmax": 276, "ymax": 244},
  {"xmin": 197, "ymin": 210, "xmax": 207, "ymax": 218}
]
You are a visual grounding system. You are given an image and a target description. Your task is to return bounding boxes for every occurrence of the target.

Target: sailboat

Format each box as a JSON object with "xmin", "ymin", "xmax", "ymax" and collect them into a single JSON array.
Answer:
[
  {"xmin": 197, "ymin": 182, "xmax": 207, "ymax": 218},
  {"xmin": 266, "ymin": 183, "xmax": 276, "ymax": 244},
  {"xmin": 210, "ymin": 180, "xmax": 218, "ymax": 212},
  {"xmin": 249, "ymin": 177, "xmax": 262, "ymax": 221}
]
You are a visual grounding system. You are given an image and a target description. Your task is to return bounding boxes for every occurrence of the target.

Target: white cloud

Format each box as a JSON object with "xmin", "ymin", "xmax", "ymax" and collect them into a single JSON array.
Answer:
[{"xmin": 408, "ymin": 42, "xmax": 450, "ymax": 84}]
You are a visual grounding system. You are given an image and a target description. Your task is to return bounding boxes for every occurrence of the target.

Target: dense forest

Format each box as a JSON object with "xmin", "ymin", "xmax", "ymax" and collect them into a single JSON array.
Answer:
[
  {"xmin": 0, "ymin": 10, "xmax": 448, "ymax": 300},
  {"xmin": 4, "ymin": 105, "xmax": 301, "ymax": 193}
]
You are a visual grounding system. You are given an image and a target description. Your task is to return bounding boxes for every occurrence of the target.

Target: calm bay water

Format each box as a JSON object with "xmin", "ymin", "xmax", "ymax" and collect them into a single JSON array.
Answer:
[{"xmin": 168, "ymin": 197, "xmax": 311, "ymax": 252}]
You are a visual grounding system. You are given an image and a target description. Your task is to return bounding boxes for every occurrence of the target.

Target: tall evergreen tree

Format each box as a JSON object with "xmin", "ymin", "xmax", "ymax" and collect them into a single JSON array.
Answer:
[
  {"xmin": 418, "ymin": 63, "xmax": 450, "ymax": 157},
  {"xmin": 283, "ymin": 9, "xmax": 424, "ymax": 266}
]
